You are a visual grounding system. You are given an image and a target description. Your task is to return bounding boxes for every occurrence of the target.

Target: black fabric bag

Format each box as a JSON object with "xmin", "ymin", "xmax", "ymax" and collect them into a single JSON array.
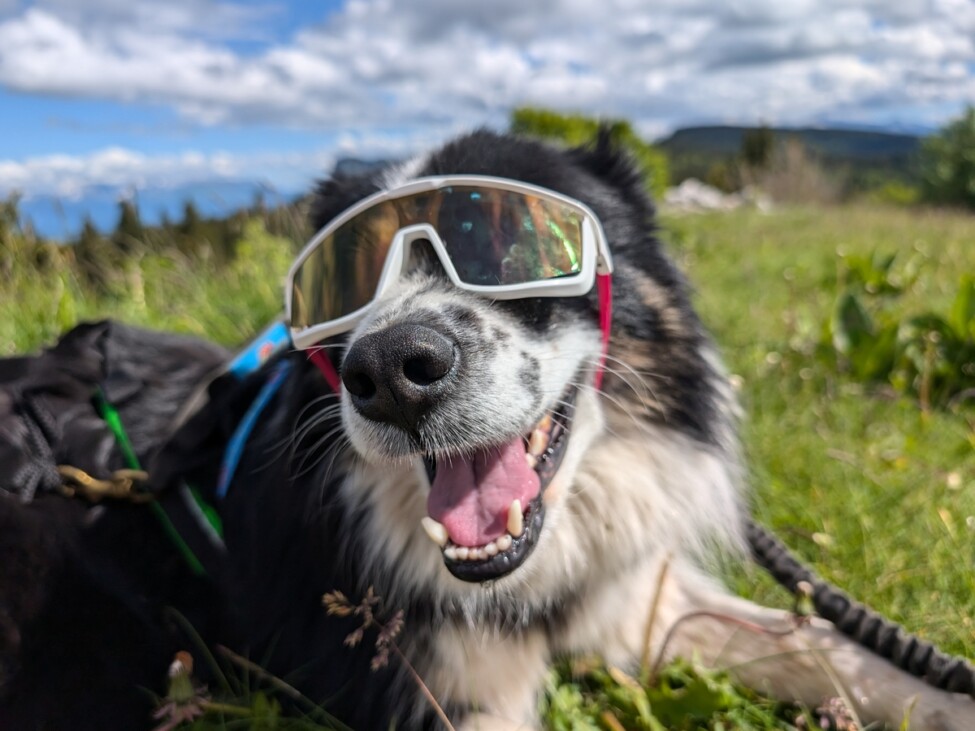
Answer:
[
  {"xmin": 0, "ymin": 320, "xmax": 229, "ymax": 503},
  {"xmin": 0, "ymin": 320, "xmax": 229, "ymax": 728}
]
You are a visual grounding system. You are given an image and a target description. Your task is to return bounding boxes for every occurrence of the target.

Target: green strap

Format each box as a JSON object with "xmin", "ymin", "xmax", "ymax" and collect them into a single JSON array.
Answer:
[
  {"xmin": 94, "ymin": 390, "xmax": 140, "ymax": 470},
  {"xmin": 93, "ymin": 389, "xmax": 213, "ymax": 576}
]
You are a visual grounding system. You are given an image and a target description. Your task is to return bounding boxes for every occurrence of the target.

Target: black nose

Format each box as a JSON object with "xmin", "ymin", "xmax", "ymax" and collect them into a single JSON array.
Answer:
[{"xmin": 342, "ymin": 323, "xmax": 457, "ymax": 431}]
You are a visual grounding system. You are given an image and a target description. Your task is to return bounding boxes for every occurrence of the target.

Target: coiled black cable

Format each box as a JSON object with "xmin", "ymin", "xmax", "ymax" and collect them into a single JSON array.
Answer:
[{"xmin": 746, "ymin": 518, "xmax": 975, "ymax": 698}]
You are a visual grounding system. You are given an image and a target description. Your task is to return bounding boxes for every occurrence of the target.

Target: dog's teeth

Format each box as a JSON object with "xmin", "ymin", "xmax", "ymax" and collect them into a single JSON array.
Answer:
[
  {"xmin": 507, "ymin": 500, "xmax": 524, "ymax": 538},
  {"xmin": 421, "ymin": 517, "xmax": 448, "ymax": 547},
  {"xmin": 496, "ymin": 534, "xmax": 512, "ymax": 551},
  {"xmin": 529, "ymin": 428, "xmax": 547, "ymax": 457},
  {"xmin": 484, "ymin": 541, "xmax": 499, "ymax": 556},
  {"xmin": 524, "ymin": 452, "xmax": 538, "ymax": 469},
  {"xmin": 444, "ymin": 545, "xmax": 458, "ymax": 560},
  {"xmin": 455, "ymin": 546, "xmax": 470, "ymax": 560},
  {"xmin": 470, "ymin": 547, "xmax": 484, "ymax": 561}
]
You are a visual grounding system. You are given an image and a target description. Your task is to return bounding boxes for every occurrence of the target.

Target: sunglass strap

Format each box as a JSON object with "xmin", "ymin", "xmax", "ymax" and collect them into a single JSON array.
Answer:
[
  {"xmin": 595, "ymin": 273, "xmax": 613, "ymax": 390},
  {"xmin": 308, "ymin": 348, "xmax": 342, "ymax": 393}
]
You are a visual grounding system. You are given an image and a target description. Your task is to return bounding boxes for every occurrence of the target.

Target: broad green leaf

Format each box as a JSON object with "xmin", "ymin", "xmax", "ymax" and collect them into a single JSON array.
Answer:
[
  {"xmin": 831, "ymin": 290, "xmax": 874, "ymax": 355},
  {"xmin": 949, "ymin": 276, "xmax": 975, "ymax": 340}
]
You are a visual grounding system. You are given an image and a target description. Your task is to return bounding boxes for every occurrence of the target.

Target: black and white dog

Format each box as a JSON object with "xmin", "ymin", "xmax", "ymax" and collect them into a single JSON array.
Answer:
[
  {"xmin": 2, "ymin": 130, "xmax": 972, "ymax": 730},
  {"xmin": 242, "ymin": 130, "xmax": 973, "ymax": 729}
]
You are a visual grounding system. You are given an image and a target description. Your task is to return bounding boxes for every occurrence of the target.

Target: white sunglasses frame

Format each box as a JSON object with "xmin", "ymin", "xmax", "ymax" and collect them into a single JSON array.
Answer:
[{"xmin": 286, "ymin": 175, "xmax": 614, "ymax": 350}]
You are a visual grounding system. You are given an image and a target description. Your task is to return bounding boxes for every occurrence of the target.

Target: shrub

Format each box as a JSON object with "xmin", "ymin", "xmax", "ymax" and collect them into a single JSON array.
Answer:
[
  {"xmin": 510, "ymin": 107, "xmax": 670, "ymax": 199},
  {"xmin": 864, "ymin": 181, "xmax": 921, "ymax": 207},
  {"xmin": 820, "ymin": 252, "xmax": 975, "ymax": 410},
  {"xmin": 746, "ymin": 138, "xmax": 845, "ymax": 205},
  {"xmin": 920, "ymin": 106, "xmax": 975, "ymax": 210}
]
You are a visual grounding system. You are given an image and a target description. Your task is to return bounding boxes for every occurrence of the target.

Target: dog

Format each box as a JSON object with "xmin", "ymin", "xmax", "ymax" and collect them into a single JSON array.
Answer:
[{"xmin": 2, "ymin": 130, "xmax": 974, "ymax": 730}]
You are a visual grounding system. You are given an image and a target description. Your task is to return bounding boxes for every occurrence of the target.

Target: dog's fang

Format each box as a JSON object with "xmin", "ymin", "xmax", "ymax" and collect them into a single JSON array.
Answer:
[
  {"xmin": 421, "ymin": 517, "xmax": 448, "ymax": 547},
  {"xmin": 507, "ymin": 500, "xmax": 524, "ymax": 537},
  {"xmin": 528, "ymin": 427, "xmax": 546, "ymax": 456},
  {"xmin": 524, "ymin": 451, "xmax": 538, "ymax": 469}
]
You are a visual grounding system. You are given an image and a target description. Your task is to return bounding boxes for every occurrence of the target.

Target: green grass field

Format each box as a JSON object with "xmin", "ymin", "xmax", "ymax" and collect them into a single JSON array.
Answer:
[
  {"xmin": 663, "ymin": 206, "xmax": 975, "ymax": 661},
  {"xmin": 3, "ymin": 202, "xmax": 974, "ymax": 728}
]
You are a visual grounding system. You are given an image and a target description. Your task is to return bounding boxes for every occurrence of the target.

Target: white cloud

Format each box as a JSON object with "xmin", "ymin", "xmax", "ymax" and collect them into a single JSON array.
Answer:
[
  {"xmin": 0, "ymin": 129, "xmax": 445, "ymax": 199},
  {"xmin": 0, "ymin": 0, "xmax": 971, "ymax": 137},
  {"xmin": 0, "ymin": 147, "xmax": 253, "ymax": 199},
  {"xmin": 0, "ymin": 0, "xmax": 973, "ymax": 196},
  {"xmin": 17, "ymin": 0, "xmax": 273, "ymax": 40}
]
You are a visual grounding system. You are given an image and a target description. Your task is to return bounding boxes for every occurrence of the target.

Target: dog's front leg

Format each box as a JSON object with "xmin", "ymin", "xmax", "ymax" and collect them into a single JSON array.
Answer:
[
  {"xmin": 423, "ymin": 624, "xmax": 548, "ymax": 731},
  {"xmin": 666, "ymin": 575, "xmax": 975, "ymax": 731},
  {"xmin": 559, "ymin": 558, "xmax": 974, "ymax": 730}
]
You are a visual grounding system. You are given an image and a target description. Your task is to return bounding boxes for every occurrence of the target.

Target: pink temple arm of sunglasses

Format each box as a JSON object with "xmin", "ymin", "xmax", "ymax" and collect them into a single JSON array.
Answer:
[
  {"xmin": 594, "ymin": 272, "xmax": 612, "ymax": 391},
  {"xmin": 308, "ymin": 347, "xmax": 342, "ymax": 393}
]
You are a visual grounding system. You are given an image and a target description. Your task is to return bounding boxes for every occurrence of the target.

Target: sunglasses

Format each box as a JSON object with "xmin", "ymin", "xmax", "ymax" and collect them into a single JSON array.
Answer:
[{"xmin": 285, "ymin": 175, "xmax": 614, "ymax": 351}]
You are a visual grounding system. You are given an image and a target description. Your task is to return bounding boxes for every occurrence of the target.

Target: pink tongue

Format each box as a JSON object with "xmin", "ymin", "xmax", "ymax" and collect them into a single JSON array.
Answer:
[{"xmin": 427, "ymin": 437, "xmax": 540, "ymax": 547}]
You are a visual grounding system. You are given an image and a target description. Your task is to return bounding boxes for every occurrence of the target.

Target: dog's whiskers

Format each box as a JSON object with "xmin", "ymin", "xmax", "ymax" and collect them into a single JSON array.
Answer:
[
  {"xmin": 591, "ymin": 355, "xmax": 665, "ymax": 409},
  {"xmin": 293, "ymin": 425, "xmax": 351, "ymax": 479},
  {"xmin": 282, "ymin": 404, "xmax": 345, "ymax": 459},
  {"xmin": 271, "ymin": 400, "xmax": 343, "ymax": 454}
]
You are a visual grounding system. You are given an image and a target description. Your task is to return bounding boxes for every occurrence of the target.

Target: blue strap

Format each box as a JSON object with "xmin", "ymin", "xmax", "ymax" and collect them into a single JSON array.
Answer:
[
  {"xmin": 227, "ymin": 320, "xmax": 292, "ymax": 379},
  {"xmin": 216, "ymin": 359, "xmax": 292, "ymax": 500}
]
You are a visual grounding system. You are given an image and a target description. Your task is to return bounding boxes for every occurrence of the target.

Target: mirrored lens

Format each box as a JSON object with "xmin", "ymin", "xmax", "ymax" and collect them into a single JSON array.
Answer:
[
  {"xmin": 290, "ymin": 184, "xmax": 588, "ymax": 333},
  {"xmin": 290, "ymin": 202, "xmax": 401, "ymax": 329},
  {"xmin": 433, "ymin": 187, "xmax": 584, "ymax": 286}
]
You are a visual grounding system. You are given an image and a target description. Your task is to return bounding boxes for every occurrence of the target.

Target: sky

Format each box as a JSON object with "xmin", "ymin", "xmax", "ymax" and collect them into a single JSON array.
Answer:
[{"xmin": 0, "ymin": 0, "xmax": 972, "ymax": 234}]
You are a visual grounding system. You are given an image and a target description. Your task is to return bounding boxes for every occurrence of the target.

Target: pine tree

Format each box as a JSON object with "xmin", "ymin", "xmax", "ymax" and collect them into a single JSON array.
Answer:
[
  {"xmin": 112, "ymin": 199, "xmax": 144, "ymax": 256},
  {"xmin": 921, "ymin": 106, "xmax": 975, "ymax": 210},
  {"xmin": 741, "ymin": 125, "xmax": 775, "ymax": 170},
  {"xmin": 74, "ymin": 216, "xmax": 112, "ymax": 292}
]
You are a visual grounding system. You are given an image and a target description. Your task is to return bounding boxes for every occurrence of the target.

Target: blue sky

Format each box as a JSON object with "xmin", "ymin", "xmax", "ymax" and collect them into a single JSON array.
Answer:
[{"xmin": 0, "ymin": 0, "xmax": 972, "ymax": 234}]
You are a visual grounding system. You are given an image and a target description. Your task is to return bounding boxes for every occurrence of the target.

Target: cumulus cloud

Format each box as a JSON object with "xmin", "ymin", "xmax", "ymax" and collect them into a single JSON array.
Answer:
[
  {"xmin": 0, "ymin": 0, "xmax": 970, "ymax": 135},
  {"xmin": 0, "ymin": 130, "xmax": 442, "ymax": 199},
  {"xmin": 6, "ymin": 0, "xmax": 273, "ymax": 40},
  {"xmin": 0, "ymin": 147, "xmax": 264, "ymax": 199},
  {"xmin": 0, "ymin": 0, "xmax": 972, "ymax": 196}
]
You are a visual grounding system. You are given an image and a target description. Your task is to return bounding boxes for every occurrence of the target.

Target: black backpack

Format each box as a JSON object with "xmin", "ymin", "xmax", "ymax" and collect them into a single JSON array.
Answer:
[{"xmin": 0, "ymin": 320, "xmax": 231, "ymax": 728}]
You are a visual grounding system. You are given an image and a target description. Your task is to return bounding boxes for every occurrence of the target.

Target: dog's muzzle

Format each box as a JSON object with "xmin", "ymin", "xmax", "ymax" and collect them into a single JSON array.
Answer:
[{"xmin": 342, "ymin": 322, "xmax": 458, "ymax": 434}]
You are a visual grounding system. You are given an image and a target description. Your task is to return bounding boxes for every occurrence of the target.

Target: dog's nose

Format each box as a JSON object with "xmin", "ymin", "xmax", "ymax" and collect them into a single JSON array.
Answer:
[{"xmin": 342, "ymin": 323, "xmax": 457, "ymax": 430}]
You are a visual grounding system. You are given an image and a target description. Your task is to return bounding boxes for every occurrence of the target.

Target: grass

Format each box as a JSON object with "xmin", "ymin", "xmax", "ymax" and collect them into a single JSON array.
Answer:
[
  {"xmin": 0, "ymin": 218, "xmax": 296, "ymax": 355},
  {"xmin": 4, "ymin": 202, "xmax": 974, "ymax": 727},
  {"xmin": 662, "ymin": 205, "xmax": 975, "ymax": 659}
]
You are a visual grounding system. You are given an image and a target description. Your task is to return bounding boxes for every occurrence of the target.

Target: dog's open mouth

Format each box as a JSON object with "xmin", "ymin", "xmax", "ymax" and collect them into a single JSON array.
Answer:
[{"xmin": 420, "ymin": 385, "xmax": 577, "ymax": 582}]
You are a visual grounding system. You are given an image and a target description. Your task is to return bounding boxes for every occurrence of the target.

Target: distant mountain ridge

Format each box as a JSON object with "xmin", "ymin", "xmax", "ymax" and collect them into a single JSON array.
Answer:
[
  {"xmin": 656, "ymin": 125, "xmax": 921, "ymax": 161},
  {"xmin": 656, "ymin": 125, "xmax": 923, "ymax": 188},
  {"xmin": 18, "ymin": 181, "xmax": 301, "ymax": 241},
  {"xmin": 17, "ymin": 160, "xmax": 401, "ymax": 241}
]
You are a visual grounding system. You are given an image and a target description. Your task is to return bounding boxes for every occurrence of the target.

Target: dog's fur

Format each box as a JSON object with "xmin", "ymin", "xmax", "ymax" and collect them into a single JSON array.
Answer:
[{"xmin": 2, "ymin": 131, "xmax": 974, "ymax": 730}]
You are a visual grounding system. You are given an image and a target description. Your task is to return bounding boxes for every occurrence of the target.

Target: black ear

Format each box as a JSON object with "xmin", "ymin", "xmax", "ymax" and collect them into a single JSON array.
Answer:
[
  {"xmin": 568, "ymin": 126, "xmax": 649, "ymax": 204},
  {"xmin": 308, "ymin": 173, "xmax": 382, "ymax": 233}
]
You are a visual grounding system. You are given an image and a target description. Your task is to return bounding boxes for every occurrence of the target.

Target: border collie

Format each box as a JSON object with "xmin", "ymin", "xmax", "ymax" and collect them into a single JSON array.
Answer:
[
  {"xmin": 2, "ymin": 130, "xmax": 972, "ymax": 730},
  {"xmin": 246, "ymin": 130, "xmax": 971, "ymax": 729}
]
